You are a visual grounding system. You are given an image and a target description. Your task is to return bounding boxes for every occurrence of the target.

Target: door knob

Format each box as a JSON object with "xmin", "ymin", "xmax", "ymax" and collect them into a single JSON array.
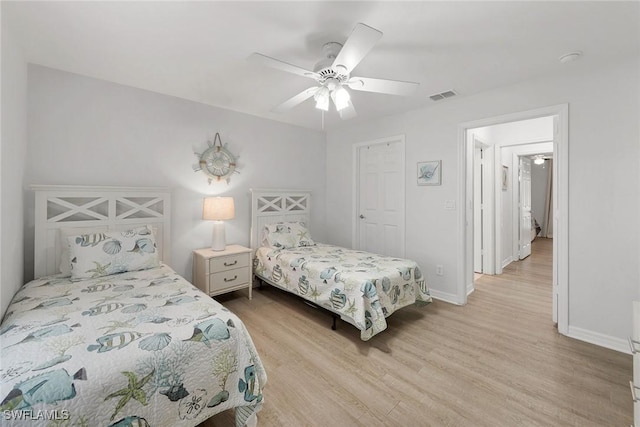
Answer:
[{"xmin": 359, "ymin": 214, "xmax": 365, "ymax": 219}]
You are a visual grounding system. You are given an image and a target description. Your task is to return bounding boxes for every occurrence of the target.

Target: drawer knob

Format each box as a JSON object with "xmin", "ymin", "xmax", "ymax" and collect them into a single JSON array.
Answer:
[
  {"xmin": 223, "ymin": 275, "xmax": 238, "ymax": 283},
  {"xmin": 224, "ymin": 260, "xmax": 238, "ymax": 267},
  {"xmin": 629, "ymin": 337, "xmax": 640, "ymax": 354}
]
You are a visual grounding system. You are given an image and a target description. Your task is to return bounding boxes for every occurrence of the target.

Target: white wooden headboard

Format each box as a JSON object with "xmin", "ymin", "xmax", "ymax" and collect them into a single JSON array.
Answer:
[
  {"xmin": 32, "ymin": 185, "xmax": 171, "ymax": 278},
  {"xmin": 250, "ymin": 189, "xmax": 311, "ymax": 253}
]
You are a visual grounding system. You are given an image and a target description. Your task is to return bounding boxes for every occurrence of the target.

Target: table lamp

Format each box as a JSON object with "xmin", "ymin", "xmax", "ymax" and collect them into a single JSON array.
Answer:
[{"xmin": 203, "ymin": 196, "xmax": 235, "ymax": 251}]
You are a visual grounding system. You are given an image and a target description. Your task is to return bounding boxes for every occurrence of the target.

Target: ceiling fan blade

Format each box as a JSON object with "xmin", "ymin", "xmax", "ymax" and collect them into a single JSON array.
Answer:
[
  {"xmin": 249, "ymin": 53, "xmax": 320, "ymax": 80},
  {"xmin": 332, "ymin": 23, "xmax": 382, "ymax": 75},
  {"xmin": 338, "ymin": 101, "xmax": 357, "ymax": 120},
  {"xmin": 273, "ymin": 87, "xmax": 319, "ymax": 113},
  {"xmin": 347, "ymin": 76, "xmax": 419, "ymax": 96}
]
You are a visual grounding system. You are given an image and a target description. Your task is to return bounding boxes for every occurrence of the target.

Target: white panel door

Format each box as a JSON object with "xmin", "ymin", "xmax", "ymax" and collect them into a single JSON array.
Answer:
[
  {"xmin": 519, "ymin": 156, "xmax": 532, "ymax": 259},
  {"xmin": 552, "ymin": 115, "xmax": 559, "ymax": 324},
  {"xmin": 358, "ymin": 140, "xmax": 404, "ymax": 257},
  {"xmin": 474, "ymin": 145, "xmax": 483, "ymax": 273}
]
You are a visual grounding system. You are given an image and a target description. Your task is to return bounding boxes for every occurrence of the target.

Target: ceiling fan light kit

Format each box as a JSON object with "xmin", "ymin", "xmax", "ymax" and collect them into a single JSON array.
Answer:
[
  {"xmin": 533, "ymin": 154, "xmax": 552, "ymax": 165},
  {"xmin": 330, "ymin": 85, "xmax": 351, "ymax": 111},
  {"xmin": 249, "ymin": 22, "xmax": 420, "ymax": 120},
  {"xmin": 314, "ymin": 86, "xmax": 330, "ymax": 111}
]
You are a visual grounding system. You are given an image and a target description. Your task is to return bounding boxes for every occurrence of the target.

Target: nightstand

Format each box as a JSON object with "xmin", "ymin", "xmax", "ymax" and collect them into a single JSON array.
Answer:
[{"xmin": 192, "ymin": 245, "xmax": 253, "ymax": 300}]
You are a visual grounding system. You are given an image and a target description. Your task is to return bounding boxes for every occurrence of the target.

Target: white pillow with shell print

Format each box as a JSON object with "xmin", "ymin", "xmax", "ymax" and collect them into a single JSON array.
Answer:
[
  {"xmin": 263, "ymin": 221, "xmax": 315, "ymax": 249},
  {"xmin": 58, "ymin": 226, "xmax": 109, "ymax": 276},
  {"xmin": 67, "ymin": 225, "xmax": 159, "ymax": 280}
]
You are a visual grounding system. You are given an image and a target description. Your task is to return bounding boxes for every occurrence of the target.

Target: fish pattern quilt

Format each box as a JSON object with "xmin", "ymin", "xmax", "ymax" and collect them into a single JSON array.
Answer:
[
  {"xmin": 254, "ymin": 244, "xmax": 432, "ymax": 340},
  {"xmin": 0, "ymin": 264, "xmax": 266, "ymax": 427}
]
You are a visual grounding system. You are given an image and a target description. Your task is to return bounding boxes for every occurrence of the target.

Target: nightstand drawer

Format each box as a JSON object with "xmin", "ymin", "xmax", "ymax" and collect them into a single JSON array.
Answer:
[
  {"xmin": 209, "ymin": 267, "xmax": 250, "ymax": 292},
  {"xmin": 193, "ymin": 245, "xmax": 253, "ymax": 300},
  {"xmin": 209, "ymin": 253, "xmax": 249, "ymax": 272}
]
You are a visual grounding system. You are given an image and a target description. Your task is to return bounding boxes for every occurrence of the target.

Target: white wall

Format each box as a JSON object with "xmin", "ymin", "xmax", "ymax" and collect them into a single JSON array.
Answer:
[
  {"xmin": 1, "ymin": 14, "xmax": 28, "ymax": 316},
  {"xmin": 484, "ymin": 116, "xmax": 553, "ymax": 146},
  {"xmin": 25, "ymin": 65, "xmax": 326, "ymax": 282},
  {"xmin": 326, "ymin": 58, "xmax": 639, "ymax": 347}
]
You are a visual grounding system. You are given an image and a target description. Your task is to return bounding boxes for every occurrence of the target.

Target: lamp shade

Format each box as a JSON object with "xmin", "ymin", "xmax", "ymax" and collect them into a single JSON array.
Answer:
[{"xmin": 203, "ymin": 197, "xmax": 235, "ymax": 221}]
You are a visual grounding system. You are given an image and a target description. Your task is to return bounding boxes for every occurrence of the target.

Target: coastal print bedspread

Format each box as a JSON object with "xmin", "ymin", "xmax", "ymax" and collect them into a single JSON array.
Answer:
[
  {"xmin": 254, "ymin": 244, "xmax": 432, "ymax": 340},
  {"xmin": 0, "ymin": 264, "xmax": 266, "ymax": 427}
]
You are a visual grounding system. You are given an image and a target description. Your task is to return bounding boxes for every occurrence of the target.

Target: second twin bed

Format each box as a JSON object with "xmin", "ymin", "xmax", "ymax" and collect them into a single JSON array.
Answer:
[{"xmin": 250, "ymin": 189, "xmax": 432, "ymax": 341}]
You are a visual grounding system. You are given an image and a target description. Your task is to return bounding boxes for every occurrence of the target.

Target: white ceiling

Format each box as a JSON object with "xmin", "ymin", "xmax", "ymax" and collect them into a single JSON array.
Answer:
[{"xmin": 4, "ymin": 1, "xmax": 639, "ymax": 131}]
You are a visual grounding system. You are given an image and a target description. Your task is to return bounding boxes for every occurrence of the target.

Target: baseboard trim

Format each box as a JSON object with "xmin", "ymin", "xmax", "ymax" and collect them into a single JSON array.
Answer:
[
  {"xmin": 567, "ymin": 325, "xmax": 630, "ymax": 354},
  {"xmin": 429, "ymin": 289, "xmax": 463, "ymax": 305},
  {"xmin": 467, "ymin": 283, "xmax": 475, "ymax": 296},
  {"xmin": 502, "ymin": 256, "xmax": 513, "ymax": 269}
]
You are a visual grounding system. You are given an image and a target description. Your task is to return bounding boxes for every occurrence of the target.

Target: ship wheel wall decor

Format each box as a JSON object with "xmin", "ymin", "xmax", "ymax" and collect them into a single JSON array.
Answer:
[{"xmin": 193, "ymin": 133, "xmax": 239, "ymax": 184}]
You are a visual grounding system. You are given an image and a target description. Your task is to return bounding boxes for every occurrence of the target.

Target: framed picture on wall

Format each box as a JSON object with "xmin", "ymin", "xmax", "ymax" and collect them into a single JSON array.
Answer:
[
  {"xmin": 502, "ymin": 166, "xmax": 509, "ymax": 191},
  {"xmin": 417, "ymin": 161, "xmax": 441, "ymax": 186}
]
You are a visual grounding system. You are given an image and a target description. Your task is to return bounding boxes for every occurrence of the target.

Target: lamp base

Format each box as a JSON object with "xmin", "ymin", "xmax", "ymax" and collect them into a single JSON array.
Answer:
[{"xmin": 211, "ymin": 221, "xmax": 226, "ymax": 251}]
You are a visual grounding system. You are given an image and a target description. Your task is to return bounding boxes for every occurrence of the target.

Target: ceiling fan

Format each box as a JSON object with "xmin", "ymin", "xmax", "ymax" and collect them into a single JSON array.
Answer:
[
  {"xmin": 249, "ymin": 23, "xmax": 420, "ymax": 120},
  {"xmin": 532, "ymin": 154, "xmax": 553, "ymax": 165}
]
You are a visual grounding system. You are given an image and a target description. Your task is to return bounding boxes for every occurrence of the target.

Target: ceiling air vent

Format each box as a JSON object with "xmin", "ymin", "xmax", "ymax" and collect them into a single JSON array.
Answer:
[{"xmin": 429, "ymin": 89, "xmax": 458, "ymax": 101}]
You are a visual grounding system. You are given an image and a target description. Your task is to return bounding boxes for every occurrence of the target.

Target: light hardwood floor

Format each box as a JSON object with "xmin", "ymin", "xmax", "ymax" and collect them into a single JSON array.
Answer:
[{"xmin": 202, "ymin": 238, "xmax": 632, "ymax": 426}]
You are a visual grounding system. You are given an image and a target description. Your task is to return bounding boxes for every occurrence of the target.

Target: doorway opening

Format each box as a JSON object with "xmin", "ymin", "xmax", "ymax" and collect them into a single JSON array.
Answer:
[
  {"xmin": 458, "ymin": 105, "xmax": 568, "ymax": 335},
  {"xmin": 473, "ymin": 136, "xmax": 554, "ymax": 276}
]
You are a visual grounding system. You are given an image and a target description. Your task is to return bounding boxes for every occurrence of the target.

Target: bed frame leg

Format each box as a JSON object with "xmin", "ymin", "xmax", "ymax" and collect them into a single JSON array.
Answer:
[{"xmin": 331, "ymin": 315, "xmax": 338, "ymax": 331}]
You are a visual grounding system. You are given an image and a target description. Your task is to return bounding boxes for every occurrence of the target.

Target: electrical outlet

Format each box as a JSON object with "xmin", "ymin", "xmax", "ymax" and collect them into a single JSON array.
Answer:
[{"xmin": 436, "ymin": 265, "xmax": 444, "ymax": 276}]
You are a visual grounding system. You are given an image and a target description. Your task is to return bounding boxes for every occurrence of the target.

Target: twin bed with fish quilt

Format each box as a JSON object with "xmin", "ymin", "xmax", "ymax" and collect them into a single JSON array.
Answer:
[
  {"xmin": 250, "ymin": 189, "xmax": 432, "ymax": 341},
  {"xmin": 0, "ymin": 186, "xmax": 266, "ymax": 427}
]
